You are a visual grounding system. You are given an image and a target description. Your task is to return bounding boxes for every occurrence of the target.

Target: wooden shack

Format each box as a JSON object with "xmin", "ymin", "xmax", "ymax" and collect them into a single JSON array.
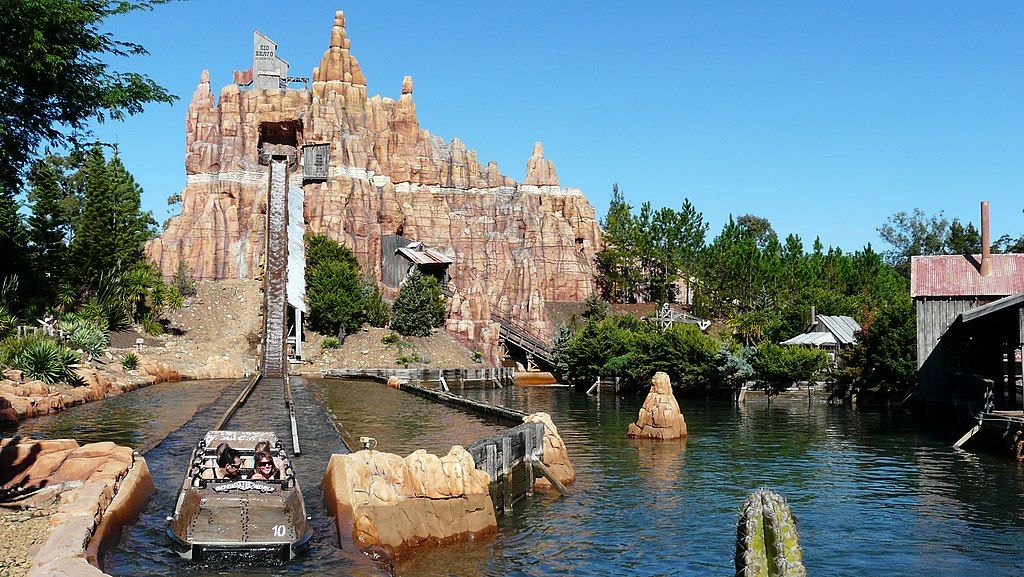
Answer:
[
  {"xmin": 380, "ymin": 234, "xmax": 453, "ymax": 289},
  {"xmin": 912, "ymin": 203, "xmax": 1024, "ymax": 409},
  {"xmin": 781, "ymin": 314, "xmax": 860, "ymax": 364}
]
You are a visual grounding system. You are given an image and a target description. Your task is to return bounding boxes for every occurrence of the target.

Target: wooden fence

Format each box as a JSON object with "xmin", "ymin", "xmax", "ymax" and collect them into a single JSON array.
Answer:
[{"xmin": 466, "ymin": 421, "xmax": 545, "ymax": 514}]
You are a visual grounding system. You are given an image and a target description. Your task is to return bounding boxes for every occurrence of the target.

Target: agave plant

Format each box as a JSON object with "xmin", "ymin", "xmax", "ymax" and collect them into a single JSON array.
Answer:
[
  {"xmin": 735, "ymin": 488, "xmax": 806, "ymax": 577},
  {"xmin": 139, "ymin": 313, "xmax": 164, "ymax": 336},
  {"xmin": 13, "ymin": 339, "xmax": 80, "ymax": 385},
  {"xmin": 0, "ymin": 305, "xmax": 17, "ymax": 340},
  {"xmin": 58, "ymin": 317, "xmax": 109, "ymax": 357},
  {"xmin": 122, "ymin": 351, "xmax": 139, "ymax": 371}
]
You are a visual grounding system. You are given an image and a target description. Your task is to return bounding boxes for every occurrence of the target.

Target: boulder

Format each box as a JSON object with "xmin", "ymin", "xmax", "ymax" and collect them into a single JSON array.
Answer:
[
  {"xmin": 322, "ymin": 446, "xmax": 496, "ymax": 559},
  {"xmin": 627, "ymin": 372, "xmax": 688, "ymax": 440},
  {"xmin": 386, "ymin": 376, "xmax": 405, "ymax": 389},
  {"xmin": 523, "ymin": 412, "xmax": 576, "ymax": 490}
]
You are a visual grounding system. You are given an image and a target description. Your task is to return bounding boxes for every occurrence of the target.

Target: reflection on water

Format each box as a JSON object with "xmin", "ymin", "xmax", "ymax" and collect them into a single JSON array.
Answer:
[
  {"xmin": 13, "ymin": 380, "xmax": 236, "ymax": 451},
  {"xmin": 16, "ymin": 377, "xmax": 1024, "ymax": 576},
  {"xmin": 309, "ymin": 379, "xmax": 510, "ymax": 456}
]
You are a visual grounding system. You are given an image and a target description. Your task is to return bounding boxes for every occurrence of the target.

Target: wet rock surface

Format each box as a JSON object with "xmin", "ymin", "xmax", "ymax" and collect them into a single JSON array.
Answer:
[{"xmin": 627, "ymin": 372, "xmax": 688, "ymax": 440}]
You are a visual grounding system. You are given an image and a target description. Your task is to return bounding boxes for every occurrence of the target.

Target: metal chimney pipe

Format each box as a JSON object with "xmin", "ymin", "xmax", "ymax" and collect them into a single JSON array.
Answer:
[{"xmin": 980, "ymin": 201, "xmax": 992, "ymax": 276}]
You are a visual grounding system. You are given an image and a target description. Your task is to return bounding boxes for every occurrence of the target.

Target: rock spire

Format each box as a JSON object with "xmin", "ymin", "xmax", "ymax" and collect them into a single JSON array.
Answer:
[{"xmin": 523, "ymin": 141, "xmax": 559, "ymax": 186}]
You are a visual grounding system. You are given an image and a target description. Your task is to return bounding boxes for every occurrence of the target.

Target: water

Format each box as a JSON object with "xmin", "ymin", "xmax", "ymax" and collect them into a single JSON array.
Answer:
[
  {"xmin": 14, "ymin": 378, "xmax": 1024, "ymax": 576},
  {"xmin": 11, "ymin": 380, "xmax": 236, "ymax": 450}
]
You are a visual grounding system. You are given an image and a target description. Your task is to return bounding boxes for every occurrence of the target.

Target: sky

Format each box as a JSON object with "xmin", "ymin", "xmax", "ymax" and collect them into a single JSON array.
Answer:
[{"xmin": 89, "ymin": 0, "xmax": 1023, "ymax": 252}]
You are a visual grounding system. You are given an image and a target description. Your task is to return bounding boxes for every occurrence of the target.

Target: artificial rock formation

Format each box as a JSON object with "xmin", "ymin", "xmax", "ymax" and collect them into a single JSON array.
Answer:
[
  {"xmin": 147, "ymin": 11, "xmax": 601, "ymax": 362},
  {"xmin": 524, "ymin": 412, "xmax": 576, "ymax": 490},
  {"xmin": 627, "ymin": 372, "xmax": 688, "ymax": 440},
  {"xmin": 321, "ymin": 446, "xmax": 496, "ymax": 558},
  {"xmin": 0, "ymin": 439, "xmax": 156, "ymax": 577}
]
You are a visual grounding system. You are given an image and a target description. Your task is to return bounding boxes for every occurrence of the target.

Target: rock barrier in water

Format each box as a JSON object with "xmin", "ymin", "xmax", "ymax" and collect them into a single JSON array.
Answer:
[
  {"xmin": 322, "ymin": 446, "xmax": 497, "ymax": 559},
  {"xmin": 0, "ymin": 438, "xmax": 155, "ymax": 577},
  {"xmin": 627, "ymin": 372, "xmax": 688, "ymax": 440},
  {"xmin": 0, "ymin": 356, "xmax": 180, "ymax": 426},
  {"xmin": 523, "ymin": 412, "xmax": 576, "ymax": 490}
]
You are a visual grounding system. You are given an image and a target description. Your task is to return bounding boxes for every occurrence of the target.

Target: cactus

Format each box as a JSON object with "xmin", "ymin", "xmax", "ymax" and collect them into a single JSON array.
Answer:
[{"xmin": 735, "ymin": 488, "xmax": 806, "ymax": 577}]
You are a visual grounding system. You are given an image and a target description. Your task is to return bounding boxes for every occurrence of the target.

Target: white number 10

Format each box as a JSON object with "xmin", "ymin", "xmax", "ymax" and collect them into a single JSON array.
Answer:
[{"xmin": 272, "ymin": 525, "xmax": 287, "ymax": 537}]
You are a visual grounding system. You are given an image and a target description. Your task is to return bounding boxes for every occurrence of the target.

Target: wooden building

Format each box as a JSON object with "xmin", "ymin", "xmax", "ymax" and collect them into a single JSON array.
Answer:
[
  {"xmin": 912, "ymin": 202, "xmax": 1024, "ymax": 409},
  {"xmin": 781, "ymin": 314, "xmax": 860, "ymax": 364},
  {"xmin": 380, "ymin": 235, "xmax": 453, "ymax": 289}
]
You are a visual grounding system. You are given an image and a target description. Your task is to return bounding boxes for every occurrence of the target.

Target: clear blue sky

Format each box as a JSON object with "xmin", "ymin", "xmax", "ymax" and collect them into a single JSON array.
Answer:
[{"xmin": 91, "ymin": 1, "xmax": 1023, "ymax": 252}]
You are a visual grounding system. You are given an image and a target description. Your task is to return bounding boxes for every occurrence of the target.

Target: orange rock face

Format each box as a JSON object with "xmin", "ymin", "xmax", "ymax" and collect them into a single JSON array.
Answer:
[
  {"xmin": 627, "ymin": 372, "xmax": 688, "ymax": 440},
  {"xmin": 322, "ymin": 446, "xmax": 496, "ymax": 559},
  {"xmin": 147, "ymin": 11, "xmax": 602, "ymax": 361}
]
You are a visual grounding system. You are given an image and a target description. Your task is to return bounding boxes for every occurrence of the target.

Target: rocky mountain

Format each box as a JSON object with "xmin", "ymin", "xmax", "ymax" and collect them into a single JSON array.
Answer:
[{"xmin": 147, "ymin": 11, "xmax": 602, "ymax": 361}]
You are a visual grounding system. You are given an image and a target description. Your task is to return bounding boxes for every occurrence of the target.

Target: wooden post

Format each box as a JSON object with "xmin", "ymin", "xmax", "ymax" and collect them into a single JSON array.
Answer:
[
  {"xmin": 524, "ymin": 431, "xmax": 535, "ymax": 496},
  {"xmin": 501, "ymin": 436, "xmax": 512, "ymax": 514},
  {"xmin": 485, "ymin": 444, "xmax": 497, "ymax": 485},
  {"xmin": 532, "ymin": 458, "xmax": 570, "ymax": 497},
  {"xmin": 954, "ymin": 424, "xmax": 982, "ymax": 449}
]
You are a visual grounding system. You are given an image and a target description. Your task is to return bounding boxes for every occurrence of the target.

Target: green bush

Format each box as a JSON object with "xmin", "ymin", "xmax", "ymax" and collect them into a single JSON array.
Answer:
[
  {"xmin": 750, "ymin": 342, "xmax": 829, "ymax": 396},
  {"xmin": 0, "ymin": 306, "xmax": 17, "ymax": 340},
  {"xmin": 321, "ymin": 336, "xmax": 340, "ymax": 349},
  {"xmin": 396, "ymin": 353, "xmax": 421, "ymax": 366},
  {"xmin": 59, "ymin": 316, "xmax": 108, "ymax": 357},
  {"xmin": 139, "ymin": 313, "xmax": 164, "ymax": 336},
  {"xmin": 13, "ymin": 338, "xmax": 79, "ymax": 384},
  {"xmin": 172, "ymin": 261, "xmax": 197, "ymax": 297},
  {"xmin": 390, "ymin": 270, "xmax": 445, "ymax": 337},
  {"xmin": 363, "ymin": 281, "xmax": 391, "ymax": 328},
  {"xmin": 122, "ymin": 351, "xmax": 139, "ymax": 370},
  {"xmin": 381, "ymin": 332, "xmax": 400, "ymax": 345},
  {"xmin": 305, "ymin": 234, "xmax": 366, "ymax": 335}
]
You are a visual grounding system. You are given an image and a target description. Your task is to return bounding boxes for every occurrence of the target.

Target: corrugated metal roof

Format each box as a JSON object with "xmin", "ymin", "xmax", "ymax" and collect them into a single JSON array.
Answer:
[
  {"xmin": 396, "ymin": 246, "xmax": 454, "ymax": 266},
  {"xmin": 781, "ymin": 332, "xmax": 836, "ymax": 346},
  {"xmin": 911, "ymin": 254, "xmax": 1024, "ymax": 298},
  {"xmin": 817, "ymin": 315, "xmax": 860, "ymax": 345}
]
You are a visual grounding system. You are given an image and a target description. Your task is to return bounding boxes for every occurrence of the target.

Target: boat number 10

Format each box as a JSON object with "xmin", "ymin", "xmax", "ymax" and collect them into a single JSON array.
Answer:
[{"xmin": 272, "ymin": 525, "xmax": 288, "ymax": 537}]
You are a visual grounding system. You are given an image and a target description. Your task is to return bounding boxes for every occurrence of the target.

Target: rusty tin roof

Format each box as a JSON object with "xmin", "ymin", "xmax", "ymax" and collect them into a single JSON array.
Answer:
[{"xmin": 910, "ymin": 254, "xmax": 1024, "ymax": 298}]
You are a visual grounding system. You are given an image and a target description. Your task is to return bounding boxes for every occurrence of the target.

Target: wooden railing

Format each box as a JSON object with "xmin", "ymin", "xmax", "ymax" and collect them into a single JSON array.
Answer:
[{"xmin": 466, "ymin": 421, "xmax": 545, "ymax": 514}]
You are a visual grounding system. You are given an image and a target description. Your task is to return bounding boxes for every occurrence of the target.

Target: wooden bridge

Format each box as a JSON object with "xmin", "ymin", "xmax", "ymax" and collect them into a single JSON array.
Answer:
[{"xmin": 490, "ymin": 308, "xmax": 555, "ymax": 368}]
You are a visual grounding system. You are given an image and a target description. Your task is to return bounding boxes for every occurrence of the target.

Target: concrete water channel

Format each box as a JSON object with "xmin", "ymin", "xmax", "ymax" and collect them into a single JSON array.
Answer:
[{"xmin": 12, "ymin": 377, "xmax": 1024, "ymax": 576}]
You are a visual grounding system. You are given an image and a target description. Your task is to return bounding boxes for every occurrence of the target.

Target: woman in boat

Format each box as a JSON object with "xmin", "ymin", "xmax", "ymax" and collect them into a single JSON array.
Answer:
[{"xmin": 250, "ymin": 450, "xmax": 280, "ymax": 480}]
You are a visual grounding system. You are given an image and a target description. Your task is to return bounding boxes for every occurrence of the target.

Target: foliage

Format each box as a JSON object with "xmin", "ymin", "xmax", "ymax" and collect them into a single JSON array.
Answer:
[
  {"xmin": 305, "ymin": 233, "xmax": 367, "ymax": 335},
  {"xmin": 472, "ymin": 350, "xmax": 484, "ymax": 363},
  {"xmin": 71, "ymin": 148, "xmax": 156, "ymax": 285},
  {"xmin": 138, "ymin": 313, "xmax": 163, "ymax": 336},
  {"xmin": 26, "ymin": 158, "xmax": 72, "ymax": 294},
  {"xmin": 582, "ymin": 294, "xmax": 611, "ymax": 322},
  {"xmin": 320, "ymin": 336, "xmax": 340, "ymax": 349},
  {"xmin": 395, "ymin": 353, "xmax": 422, "ymax": 366},
  {"xmin": 0, "ymin": 0, "xmax": 177, "ymax": 191},
  {"xmin": 58, "ymin": 316, "xmax": 108, "ymax": 357},
  {"xmin": 363, "ymin": 281, "xmax": 391, "ymax": 328},
  {"xmin": 750, "ymin": 342, "xmax": 829, "ymax": 396},
  {"xmin": 172, "ymin": 261, "xmax": 197, "ymax": 297},
  {"xmin": 0, "ymin": 306, "xmax": 17, "ymax": 341},
  {"xmin": 597, "ymin": 184, "xmax": 708, "ymax": 303},
  {"xmin": 391, "ymin": 270, "xmax": 446, "ymax": 337},
  {"xmin": 853, "ymin": 298, "xmax": 917, "ymax": 399},
  {"xmin": 121, "ymin": 351, "xmax": 138, "ymax": 370},
  {"xmin": 381, "ymin": 332, "xmax": 401, "ymax": 345},
  {"xmin": 11, "ymin": 338, "xmax": 80, "ymax": 385}
]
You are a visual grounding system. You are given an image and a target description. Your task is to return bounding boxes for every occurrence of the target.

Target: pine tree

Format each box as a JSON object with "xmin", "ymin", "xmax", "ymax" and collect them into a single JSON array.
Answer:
[
  {"xmin": 26, "ymin": 158, "xmax": 70, "ymax": 289},
  {"xmin": 391, "ymin": 270, "xmax": 446, "ymax": 337},
  {"xmin": 108, "ymin": 154, "xmax": 155, "ymax": 268},
  {"xmin": 71, "ymin": 146, "xmax": 121, "ymax": 286},
  {"xmin": 0, "ymin": 188, "xmax": 31, "ymax": 299}
]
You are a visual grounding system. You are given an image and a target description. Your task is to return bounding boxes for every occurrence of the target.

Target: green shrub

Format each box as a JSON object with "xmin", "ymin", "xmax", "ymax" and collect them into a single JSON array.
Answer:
[
  {"xmin": 0, "ymin": 306, "xmax": 17, "ymax": 340},
  {"xmin": 395, "ymin": 353, "xmax": 421, "ymax": 366},
  {"xmin": 472, "ymin": 350, "xmax": 483, "ymax": 363},
  {"xmin": 321, "ymin": 336, "xmax": 340, "ymax": 349},
  {"xmin": 172, "ymin": 261, "xmax": 197, "ymax": 297},
  {"xmin": 139, "ymin": 313, "xmax": 164, "ymax": 336},
  {"xmin": 381, "ymin": 332, "xmax": 400, "ymax": 345},
  {"xmin": 363, "ymin": 281, "xmax": 391, "ymax": 328},
  {"xmin": 13, "ymin": 338, "xmax": 79, "ymax": 384},
  {"xmin": 750, "ymin": 342, "xmax": 829, "ymax": 396},
  {"xmin": 59, "ymin": 316, "xmax": 108, "ymax": 357},
  {"xmin": 390, "ymin": 270, "xmax": 445, "ymax": 337},
  {"xmin": 122, "ymin": 351, "xmax": 139, "ymax": 370}
]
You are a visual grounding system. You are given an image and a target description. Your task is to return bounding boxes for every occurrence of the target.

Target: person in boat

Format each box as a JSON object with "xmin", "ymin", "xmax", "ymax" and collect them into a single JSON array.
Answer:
[
  {"xmin": 249, "ymin": 450, "xmax": 280, "ymax": 480},
  {"xmin": 216, "ymin": 446, "xmax": 243, "ymax": 480}
]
